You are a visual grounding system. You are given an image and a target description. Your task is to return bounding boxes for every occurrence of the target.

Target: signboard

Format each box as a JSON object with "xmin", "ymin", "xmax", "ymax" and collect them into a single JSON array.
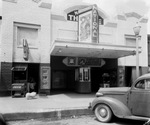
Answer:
[
  {"xmin": 40, "ymin": 66, "xmax": 50, "ymax": 89},
  {"xmin": 63, "ymin": 57, "xmax": 105, "ymax": 67},
  {"xmin": 92, "ymin": 5, "xmax": 99, "ymax": 43},
  {"xmin": 23, "ymin": 39, "xmax": 29, "ymax": 61},
  {"xmin": 67, "ymin": 10, "xmax": 103, "ymax": 25},
  {"xmin": 78, "ymin": 57, "xmax": 101, "ymax": 66},
  {"xmin": 78, "ymin": 5, "xmax": 99, "ymax": 43},
  {"xmin": 67, "ymin": 10, "xmax": 78, "ymax": 21},
  {"xmin": 68, "ymin": 57, "xmax": 76, "ymax": 65}
]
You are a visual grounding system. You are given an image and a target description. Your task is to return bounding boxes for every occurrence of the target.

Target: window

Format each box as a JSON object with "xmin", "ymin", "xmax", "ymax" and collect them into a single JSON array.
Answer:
[
  {"xmin": 135, "ymin": 79, "xmax": 150, "ymax": 90},
  {"xmin": 14, "ymin": 71, "xmax": 27, "ymax": 81},
  {"xmin": 145, "ymin": 79, "xmax": 150, "ymax": 90},
  {"xmin": 14, "ymin": 22, "xmax": 40, "ymax": 48},
  {"xmin": 125, "ymin": 35, "xmax": 136, "ymax": 47},
  {"xmin": 135, "ymin": 80, "xmax": 145, "ymax": 89}
]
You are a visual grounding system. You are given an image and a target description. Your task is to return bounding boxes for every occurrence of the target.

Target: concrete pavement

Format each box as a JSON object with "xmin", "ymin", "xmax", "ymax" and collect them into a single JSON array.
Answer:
[{"xmin": 0, "ymin": 92, "xmax": 95, "ymax": 121}]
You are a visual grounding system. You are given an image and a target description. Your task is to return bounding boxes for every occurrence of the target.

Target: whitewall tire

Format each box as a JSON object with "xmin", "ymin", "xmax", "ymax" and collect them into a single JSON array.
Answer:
[{"xmin": 94, "ymin": 104, "xmax": 112, "ymax": 123}]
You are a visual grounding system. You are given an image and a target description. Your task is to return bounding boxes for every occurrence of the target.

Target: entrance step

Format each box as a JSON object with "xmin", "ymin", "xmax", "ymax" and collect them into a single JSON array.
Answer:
[{"xmin": 39, "ymin": 90, "xmax": 47, "ymax": 96}]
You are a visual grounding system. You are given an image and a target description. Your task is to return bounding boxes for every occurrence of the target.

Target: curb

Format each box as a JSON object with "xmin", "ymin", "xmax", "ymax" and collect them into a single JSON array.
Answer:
[
  {"xmin": 0, "ymin": 113, "xmax": 7, "ymax": 125},
  {"xmin": 3, "ymin": 107, "xmax": 94, "ymax": 121}
]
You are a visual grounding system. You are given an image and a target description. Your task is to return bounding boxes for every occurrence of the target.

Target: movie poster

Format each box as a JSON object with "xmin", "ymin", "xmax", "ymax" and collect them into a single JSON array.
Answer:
[
  {"xmin": 40, "ymin": 66, "xmax": 50, "ymax": 89},
  {"xmin": 78, "ymin": 11, "xmax": 92, "ymax": 43}
]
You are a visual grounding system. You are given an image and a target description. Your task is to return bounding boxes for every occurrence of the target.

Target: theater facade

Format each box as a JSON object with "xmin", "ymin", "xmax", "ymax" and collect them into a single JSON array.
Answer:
[{"xmin": 0, "ymin": 0, "xmax": 148, "ymax": 95}]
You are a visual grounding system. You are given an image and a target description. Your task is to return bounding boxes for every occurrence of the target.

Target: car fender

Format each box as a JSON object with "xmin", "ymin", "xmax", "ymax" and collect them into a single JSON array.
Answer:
[{"xmin": 91, "ymin": 97, "xmax": 132, "ymax": 118}]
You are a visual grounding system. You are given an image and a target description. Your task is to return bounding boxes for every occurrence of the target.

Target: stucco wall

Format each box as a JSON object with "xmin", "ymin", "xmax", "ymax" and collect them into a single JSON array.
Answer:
[
  {"xmin": 52, "ymin": 19, "xmax": 78, "ymax": 44},
  {"xmin": 51, "ymin": 9, "xmax": 148, "ymax": 67},
  {"xmin": 117, "ymin": 15, "xmax": 148, "ymax": 67},
  {"xmin": 52, "ymin": 18, "xmax": 117, "ymax": 45},
  {"xmin": 1, "ymin": 0, "xmax": 51, "ymax": 64},
  {"xmin": 1, "ymin": 0, "xmax": 148, "ymax": 67}
]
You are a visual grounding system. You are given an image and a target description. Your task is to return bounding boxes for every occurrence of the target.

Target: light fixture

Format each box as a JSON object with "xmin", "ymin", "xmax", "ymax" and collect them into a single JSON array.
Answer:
[{"xmin": 133, "ymin": 22, "xmax": 141, "ymax": 36}]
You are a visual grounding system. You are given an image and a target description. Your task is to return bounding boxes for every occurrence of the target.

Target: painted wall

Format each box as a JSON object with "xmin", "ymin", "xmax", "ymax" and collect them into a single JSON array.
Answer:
[
  {"xmin": 1, "ymin": 0, "xmax": 148, "ymax": 68},
  {"xmin": 51, "ymin": 6, "xmax": 148, "ymax": 68},
  {"xmin": 0, "ymin": 0, "xmax": 148, "ymax": 79},
  {"xmin": 51, "ymin": 19, "xmax": 78, "ymax": 45},
  {"xmin": 117, "ymin": 14, "xmax": 148, "ymax": 67},
  {"xmin": 1, "ymin": 0, "xmax": 51, "ymax": 64}
]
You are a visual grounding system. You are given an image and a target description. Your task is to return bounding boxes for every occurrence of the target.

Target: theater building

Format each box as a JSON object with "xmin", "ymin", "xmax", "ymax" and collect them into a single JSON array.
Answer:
[{"xmin": 0, "ymin": 0, "xmax": 148, "ymax": 95}]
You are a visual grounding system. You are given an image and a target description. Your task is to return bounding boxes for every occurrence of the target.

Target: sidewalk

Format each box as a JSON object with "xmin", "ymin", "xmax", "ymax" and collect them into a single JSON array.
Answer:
[{"xmin": 0, "ymin": 92, "xmax": 95, "ymax": 121}]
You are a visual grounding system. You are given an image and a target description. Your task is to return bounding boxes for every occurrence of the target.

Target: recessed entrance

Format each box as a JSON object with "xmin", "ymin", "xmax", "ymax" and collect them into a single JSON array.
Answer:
[
  {"xmin": 28, "ymin": 63, "xmax": 40, "ymax": 93},
  {"xmin": 51, "ymin": 56, "xmax": 118, "ymax": 93}
]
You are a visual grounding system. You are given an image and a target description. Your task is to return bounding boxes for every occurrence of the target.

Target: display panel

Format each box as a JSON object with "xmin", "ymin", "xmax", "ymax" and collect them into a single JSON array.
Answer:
[
  {"xmin": 40, "ymin": 66, "xmax": 50, "ymax": 89},
  {"xmin": 77, "ymin": 67, "xmax": 91, "ymax": 82},
  {"xmin": 78, "ymin": 11, "xmax": 92, "ymax": 43}
]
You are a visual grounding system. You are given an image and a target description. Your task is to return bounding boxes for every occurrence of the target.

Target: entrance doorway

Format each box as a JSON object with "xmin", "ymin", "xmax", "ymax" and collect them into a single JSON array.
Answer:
[
  {"xmin": 91, "ymin": 67, "xmax": 102, "ymax": 92},
  {"xmin": 91, "ymin": 67, "xmax": 117, "ymax": 92},
  {"xmin": 28, "ymin": 63, "xmax": 40, "ymax": 93},
  {"xmin": 125, "ymin": 66, "xmax": 132, "ymax": 87},
  {"xmin": 51, "ymin": 69, "xmax": 76, "ymax": 92}
]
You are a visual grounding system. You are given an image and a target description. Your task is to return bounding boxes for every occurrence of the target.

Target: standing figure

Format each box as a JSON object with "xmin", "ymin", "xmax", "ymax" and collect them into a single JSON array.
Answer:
[
  {"xmin": 28, "ymin": 77, "xmax": 36, "ymax": 92},
  {"xmin": 26, "ymin": 77, "xmax": 37, "ymax": 100}
]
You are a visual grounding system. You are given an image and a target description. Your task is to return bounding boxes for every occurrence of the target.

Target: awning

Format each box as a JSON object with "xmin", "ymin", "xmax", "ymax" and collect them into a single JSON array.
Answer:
[
  {"xmin": 11, "ymin": 66, "xmax": 27, "ymax": 71},
  {"xmin": 50, "ymin": 40, "xmax": 141, "ymax": 59}
]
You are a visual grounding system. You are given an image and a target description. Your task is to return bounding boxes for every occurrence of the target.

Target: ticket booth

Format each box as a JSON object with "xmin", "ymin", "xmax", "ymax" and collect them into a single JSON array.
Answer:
[
  {"xmin": 11, "ymin": 65, "xmax": 28, "ymax": 97},
  {"xmin": 75, "ymin": 67, "xmax": 91, "ymax": 93}
]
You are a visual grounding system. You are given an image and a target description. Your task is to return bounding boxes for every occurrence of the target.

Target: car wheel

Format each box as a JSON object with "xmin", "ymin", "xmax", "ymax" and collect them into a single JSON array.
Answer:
[{"xmin": 94, "ymin": 104, "xmax": 112, "ymax": 123}]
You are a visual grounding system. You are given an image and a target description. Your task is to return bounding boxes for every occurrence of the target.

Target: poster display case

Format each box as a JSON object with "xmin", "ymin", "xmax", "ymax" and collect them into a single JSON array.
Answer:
[
  {"xmin": 78, "ymin": 5, "xmax": 99, "ymax": 43},
  {"xmin": 39, "ymin": 66, "xmax": 50, "ymax": 95}
]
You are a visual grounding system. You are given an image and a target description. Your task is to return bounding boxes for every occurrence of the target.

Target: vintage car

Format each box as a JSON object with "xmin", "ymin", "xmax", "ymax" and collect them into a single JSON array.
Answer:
[{"xmin": 89, "ymin": 73, "xmax": 150, "ymax": 123}]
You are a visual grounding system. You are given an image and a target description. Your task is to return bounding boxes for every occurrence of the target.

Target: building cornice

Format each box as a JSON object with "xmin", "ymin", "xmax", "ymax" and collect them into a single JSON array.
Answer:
[
  {"xmin": 64, "ymin": 4, "xmax": 108, "ymax": 19},
  {"xmin": 2, "ymin": 0, "xmax": 17, "ymax": 3},
  {"xmin": 139, "ymin": 17, "xmax": 148, "ymax": 23},
  {"xmin": 51, "ymin": 14, "xmax": 66, "ymax": 21},
  {"xmin": 125, "ymin": 12, "xmax": 142, "ymax": 19},
  {"xmin": 32, "ymin": 0, "xmax": 41, "ymax": 3},
  {"xmin": 105, "ymin": 22, "xmax": 117, "ymax": 28},
  {"xmin": 116, "ymin": 15, "xmax": 126, "ymax": 21},
  {"xmin": 38, "ymin": 0, "xmax": 52, "ymax": 9},
  {"xmin": 116, "ymin": 12, "xmax": 148, "ymax": 23}
]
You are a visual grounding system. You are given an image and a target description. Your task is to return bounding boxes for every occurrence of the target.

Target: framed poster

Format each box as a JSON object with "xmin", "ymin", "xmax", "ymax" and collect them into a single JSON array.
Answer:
[
  {"xmin": 78, "ymin": 11, "xmax": 92, "ymax": 43},
  {"xmin": 40, "ymin": 66, "xmax": 50, "ymax": 89}
]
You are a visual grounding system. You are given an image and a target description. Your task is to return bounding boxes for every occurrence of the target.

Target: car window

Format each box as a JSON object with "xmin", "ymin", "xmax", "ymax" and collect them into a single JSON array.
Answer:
[
  {"xmin": 135, "ymin": 80, "xmax": 145, "ymax": 89},
  {"xmin": 135, "ymin": 79, "xmax": 150, "ymax": 90},
  {"xmin": 145, "ymin": 79, "xmax": 150, "ymax": 90}
]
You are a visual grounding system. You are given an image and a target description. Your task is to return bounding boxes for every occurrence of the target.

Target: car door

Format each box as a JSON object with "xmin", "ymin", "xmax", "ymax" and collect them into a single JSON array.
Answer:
[{"xmin": 128, "ymin": 78, "xmax": 150, "ymax": 117}]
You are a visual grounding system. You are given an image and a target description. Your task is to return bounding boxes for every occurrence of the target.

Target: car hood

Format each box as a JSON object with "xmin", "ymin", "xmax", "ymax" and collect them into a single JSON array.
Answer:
[{"xmin": 96, "ymin": 87, "xmax": 130, "ymax": 96}]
